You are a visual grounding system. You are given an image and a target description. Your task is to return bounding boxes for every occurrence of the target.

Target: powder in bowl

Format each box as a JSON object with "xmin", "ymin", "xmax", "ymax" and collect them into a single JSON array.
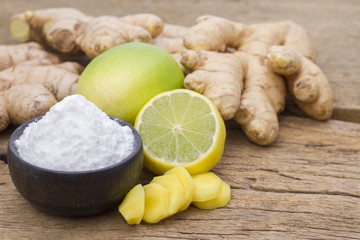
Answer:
[{"xmin": 14, "ymin": 94, "xmax": 134, "ymax": 171}]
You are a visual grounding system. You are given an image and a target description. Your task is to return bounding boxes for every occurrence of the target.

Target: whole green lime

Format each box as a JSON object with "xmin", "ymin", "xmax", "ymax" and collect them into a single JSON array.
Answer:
[{"xmin": 76, "ymin": 42, "xmax": 184, "ymax": 125}]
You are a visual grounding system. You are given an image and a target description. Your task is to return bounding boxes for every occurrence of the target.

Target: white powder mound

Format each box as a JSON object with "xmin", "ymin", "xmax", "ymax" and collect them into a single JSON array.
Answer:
[{"xmin": 15, "ymin": 94, "xmax": 135, "ymax": 171}]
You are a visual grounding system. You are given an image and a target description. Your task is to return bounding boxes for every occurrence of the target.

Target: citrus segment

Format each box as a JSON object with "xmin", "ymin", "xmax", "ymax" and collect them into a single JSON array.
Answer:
[{"xmin": 135, "ymin": 89, "xmax": 226, "ymax": 175}]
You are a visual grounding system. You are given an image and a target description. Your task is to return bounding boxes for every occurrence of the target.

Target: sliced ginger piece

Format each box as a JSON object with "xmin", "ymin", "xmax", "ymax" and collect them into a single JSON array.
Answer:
[
  {"xmin": 192, "ymin": 172, "xmax": 222, "ymax": 202},
  {"xmin": 151, "ymin": 174, "xmax": 185, "ymax": 215},
  {"xmin": 192, "ymin": 180, "xmax": 231, "ymax": 209},
  {"xmin": 143, "ymin": 183, "xmax": 171, "ymax": 224},
  {"xmin": 118, "ymin": 184, "xmax": 145, "ymax": 225},
  {"xmin": 164, "ymin": 166, "xmax": 195, "ymax": 212}
]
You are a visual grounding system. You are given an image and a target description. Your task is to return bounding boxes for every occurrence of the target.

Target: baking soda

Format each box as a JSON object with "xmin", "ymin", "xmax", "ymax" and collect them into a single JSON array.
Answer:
[{"xmin": 15, "ymin": 94, "xmax": 135, "ymax": 171}]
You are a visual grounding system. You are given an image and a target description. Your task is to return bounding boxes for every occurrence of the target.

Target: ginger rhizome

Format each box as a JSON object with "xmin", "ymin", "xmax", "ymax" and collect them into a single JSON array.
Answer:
[
  {"xmin": 0, "ymin": 42, "xmax": 84, "ymax": 131},
  {"xmin": 181, "ymin": 16, "xmax": 333, "ymax": 145},
  {"xmin": 0, "ymin": 84, "xmax": 57, "ymax": 131},
  {"xmin": 9, "ymin": 8, "xmax": 164, "ymax": 59},
  {"xmin": 0, "ymin": 42, "xmax": 61, "ymax": 71},
  {"xmin": 76, "ymin": 16, "xmax": 152, "ymax": 59}
]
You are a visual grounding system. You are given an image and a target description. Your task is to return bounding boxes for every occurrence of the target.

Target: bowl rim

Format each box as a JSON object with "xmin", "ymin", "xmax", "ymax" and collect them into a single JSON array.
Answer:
[{"xmin": 7, "ymin": 115, "xmax": 143, "ymax": 175}]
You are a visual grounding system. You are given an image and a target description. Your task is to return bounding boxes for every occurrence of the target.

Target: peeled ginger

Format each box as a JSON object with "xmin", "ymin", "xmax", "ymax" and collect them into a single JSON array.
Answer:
[
  {"xmin": 164, "ymin": 166, "xmax": 195, "ymax": 212},
  {"xmin": 118, "ymin": 167, "xmax": 231, "ymax": 224},
  {"xmin": 118, "ymin": 184, "xmax": 145, "ymax": 224},
  {"xmin": 192, "ymin": 180, "xmax": 231, "ymax": 209},
  {"xmin": 192, "ymin": 172, "xmax": 222, "ymax": 202},
  {"xmin": 151, "ymin": 174, "xmax": 185, "ymax": 215},
  {"xmin": 143, "ymin": 183, "xmax": 171, "ymax": 223}
]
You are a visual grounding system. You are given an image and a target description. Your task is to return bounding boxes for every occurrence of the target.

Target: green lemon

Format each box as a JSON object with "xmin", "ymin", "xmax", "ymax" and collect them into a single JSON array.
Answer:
[
  {"xmin": 76, "ymin": 42, "xmax": 184, "ymax": 125},
  {"xmin": 134, "ymin": 89, "xmax": 226, "ymax": 175}
]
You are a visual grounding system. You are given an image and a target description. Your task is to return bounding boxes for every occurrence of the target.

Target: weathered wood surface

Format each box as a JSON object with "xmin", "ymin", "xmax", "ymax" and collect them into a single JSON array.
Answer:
[
  {"xmin": 1, "ymin": 0, "xmax": 360, "ymax": 123},
  {"xmin": 0, "ymin": 116, "xmax": 359, "ymax": 239},
  {"xmin": 1, "ymin": 0, "xmax": 360, "ymax": 239}
]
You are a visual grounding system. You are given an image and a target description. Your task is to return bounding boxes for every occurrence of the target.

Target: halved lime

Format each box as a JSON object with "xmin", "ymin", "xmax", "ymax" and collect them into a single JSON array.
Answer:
[{"xmin": 134, "ymin": 89, "xmax": 226, "ymax": 175}]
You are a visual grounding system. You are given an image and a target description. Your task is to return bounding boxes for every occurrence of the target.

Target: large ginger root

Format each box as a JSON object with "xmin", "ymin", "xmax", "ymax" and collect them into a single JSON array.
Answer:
[
  {"xmin": 0, "ymin": 62, "xmax": 82, "ymax": 131},
  {"xmin": 157, "ymin": 23, "xmax": 189, "ymax": 39},
  {"xmin": 0, "ymin": 42, "xmax": 61, "ymax": 71},
  {"xmin": 0, "ymin": 42, "xmax": 84, "ymax": 131},
  {"xmin": 267, "ymin": 45, "xmax": 332, "ymax": 120},
  {"xmin": 181, "ymin": 50, "xmax": 245, "ymax": 119},
  {"xmin": 0, "ymin": 62, "xmax": 83, "ymax": 101},
  {"xmin": 9, "ymin": 8, "xmax": 164, "ymax": 58},
  {"xmin": 76, "ymin": 16, "xmax": 152, "ymax": 59},
  {"xmin": 10, "ymin": 8, "xmax": 92, "ymax": 55},
  {"xmin": 120, "ymin": 13, "xmax": 164, "ymax": 38},
  {"xmin": 0, "ymin": 84, "xmax": 56, "ymax": 131},
  {"xmin": 154, "ymin": 23, "xmax": 188, "ymax": 54},
  {"xmin": 181, "ymin": 50, "xmax": 285, "ymax": 145},
  {"xmin": 182, "ymin": 16, "xmax": 333, "ymax": 145},
  {"xmin": 153, "ymin": 37, "xmax": 184, "ymax": 54}
]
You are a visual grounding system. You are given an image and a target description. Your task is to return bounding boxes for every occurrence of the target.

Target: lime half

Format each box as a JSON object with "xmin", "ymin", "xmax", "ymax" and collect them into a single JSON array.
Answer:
[{"xmin": 134, "ymin": 89, "xmax": 226, "ymax": 175}]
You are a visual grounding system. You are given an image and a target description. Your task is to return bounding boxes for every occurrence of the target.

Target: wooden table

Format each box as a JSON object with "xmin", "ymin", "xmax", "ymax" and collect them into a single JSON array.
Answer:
[{"xmin": 1, "ymin": 0, "xmax": 359, "ymax": 239}]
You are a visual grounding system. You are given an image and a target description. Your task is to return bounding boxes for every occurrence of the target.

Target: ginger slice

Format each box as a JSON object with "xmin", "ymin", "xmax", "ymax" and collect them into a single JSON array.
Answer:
[
  {"xmin": 142, "ymin": 183, "xmax": 171, "ymax": 224},
  {"xmin": 164, "ymin": 166, "xmax": 195, "ymax": 212},
  {"xmin": 151, "ymin": 174, "xmax": 185, "ymax": 216},
  {"xmin": 192, "ymin": 180, "xmax": 231, "ymax": 210},
  {"xmin": 118, "ymin": 184, "xmax": 145, "ymax": 225},
  {"xmin": 192, "ymin": 172, "xmax": 222, "ymax": 202}
]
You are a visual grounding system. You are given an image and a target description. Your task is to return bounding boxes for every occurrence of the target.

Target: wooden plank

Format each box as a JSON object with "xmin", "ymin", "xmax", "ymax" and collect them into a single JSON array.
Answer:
[
  {"xmin": 1, "ymin": 116, "xmax": 359, "ymax": 239},
  {"xmin": 0, "ymin": 0, "xmax": 360, "ymax": 123},
  {"xmin": 0, "ymin": 1, "xmax": 360, "ymax": 239}
]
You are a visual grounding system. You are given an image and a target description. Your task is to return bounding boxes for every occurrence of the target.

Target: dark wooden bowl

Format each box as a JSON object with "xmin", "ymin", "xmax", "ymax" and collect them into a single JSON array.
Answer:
[{"xmin": 7, "ymin": 115, "xmax": 143, "ymax": 217}]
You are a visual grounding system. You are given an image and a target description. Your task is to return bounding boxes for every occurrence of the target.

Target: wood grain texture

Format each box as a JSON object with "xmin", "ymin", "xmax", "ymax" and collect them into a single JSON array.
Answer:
[
  {"xmin": 1, "ymin": 116, "xmax": 359, "ymax": 240},
  {"xmin": 1, "ymin": 1, "xmax": 360, "ymax": 239}
]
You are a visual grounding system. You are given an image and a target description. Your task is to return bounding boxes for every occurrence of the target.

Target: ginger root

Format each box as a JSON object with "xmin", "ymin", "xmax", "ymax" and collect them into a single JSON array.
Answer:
[
  {"xmin": 120, "ymin": 13, "xmax": 164, "ymax": 38},
  {"xmin": 9, "ymin": 8, "xmax": 164, "ymax": 58},
  {"xmin": 10, "ymin": 8, "xmax": 91, "ymax": 55},
  {"xmin": 0, "ymin": 84, "xmax": 56, "ymax": 131},
  {"xmin": 0, "ymin": 63, "xmax": 83, "ymax": 101},
  {"xmin": 0, "ymin": 42, "xmax": 61, "ymax": 71},
  {"xmin": 181, "ymin": 16, "xmax": 333, "ymax": 145},
  {"xmin": 76, "ymin": 16, "xmax": 152, "ymax": 59},
  {"xmin": 0, "ymin": 42, "xmax": 84, "ymax": 131},
  {"xmin": 181, "ymin": 50, "xmax": 245, "ymax": 120}
]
